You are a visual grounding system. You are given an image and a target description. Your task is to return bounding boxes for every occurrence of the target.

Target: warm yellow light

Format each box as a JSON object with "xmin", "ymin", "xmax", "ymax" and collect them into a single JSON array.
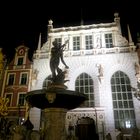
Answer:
[{"xmin": 0, "ymin": 97, "xmax": 9, "ymax": 116}]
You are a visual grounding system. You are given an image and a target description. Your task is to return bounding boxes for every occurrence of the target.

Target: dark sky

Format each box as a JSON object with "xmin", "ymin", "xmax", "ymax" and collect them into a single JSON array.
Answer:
[{"xmin": 0, "ymin": 1, "xmax": 139, "ymax": 60}]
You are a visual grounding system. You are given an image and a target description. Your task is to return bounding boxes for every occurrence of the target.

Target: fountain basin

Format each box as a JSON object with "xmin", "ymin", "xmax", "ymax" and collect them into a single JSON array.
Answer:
[{"xmin": 25, "ymin": 88, "xmax": 88, "ymax": 110}]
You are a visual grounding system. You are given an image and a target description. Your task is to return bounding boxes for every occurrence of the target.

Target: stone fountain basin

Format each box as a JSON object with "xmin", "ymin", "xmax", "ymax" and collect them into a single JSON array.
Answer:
[{"xmin": 25, "ymin": 88, "xmax": 88, "ymax": 110}]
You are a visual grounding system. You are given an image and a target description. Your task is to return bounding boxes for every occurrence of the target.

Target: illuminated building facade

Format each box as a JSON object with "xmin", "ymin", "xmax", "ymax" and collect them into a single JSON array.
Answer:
[
  {"xmin": 29, "ymin": 13, "xmax": 140, "ymax": 140},
  {"xmin": 1, "ymin": 45, "xmax": 32, "ymax": 125}
]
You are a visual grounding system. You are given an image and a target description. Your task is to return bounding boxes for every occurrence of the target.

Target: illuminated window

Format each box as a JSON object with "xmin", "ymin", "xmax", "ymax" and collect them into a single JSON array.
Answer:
[
  {"xmin": 20, "ymin": 73, "xmax": 28, "ymax": 85},
  {"xmin": 73, "ymin": 36, "xmax": 80, "ymax": 50},
  {"xmin": 7, "ymin": 73, "xmax": 15, "ymax": 85},
  {"xmin": 55, "ymin": 38, "xmax": 62, "ymax": 46},
  {"xmin": 18, "ymin": 93, "xmax": 26, "ymax": 106},
  {"xmin": 17, "ymin": 57, "xmax": 23, "ymax": 65},
  {"xmin": 105, "ymin": 33, "xmax": 113, "ymax": 48},
  {"xmin": 75, "ymin": 73, "xmax": 94, "ymax": 107},
  {"xmin": 111, "ymin": 71, "xmax": 136, "ymax": 129},
  {"xmin": 85, "ymin": 35, "xmax": 93, "ymax": 50}
]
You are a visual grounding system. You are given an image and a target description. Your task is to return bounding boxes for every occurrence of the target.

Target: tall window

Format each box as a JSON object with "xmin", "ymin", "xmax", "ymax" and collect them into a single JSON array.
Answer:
[
  {"xmin": 7, "ymin": 74, "xmax": 15, "ymax": 85},
  {"xmin": 75, "ymin": 73, "xmax": 94, "ymax": 107},
  {"xmin": 18, "ymin": 93, "xmax": 26, "ymax": 106},
  {"xmin": 105, "ymin": 33, "xmax": 113, "ymax": 48},
  {"xmin": 55, "ymin": 38, "xmax": 62, "ymax": 46},
  {"xmin": 111, "ymin": 71, "xmax": 136, "ymax": 129},
  {"xmin": 85, "ymin": 35, "xmax": 93, "ymax": 50},
  {"xmin": 73, "ymin": 36, "xmax": 80, "ymax": 50},
  {"xmin": 17, "ymin": 57, "xmax": 23, "ymax": 65},
  {"xmin": 20, "ymin": 73, "xmax": 28, "ymax": 85}
]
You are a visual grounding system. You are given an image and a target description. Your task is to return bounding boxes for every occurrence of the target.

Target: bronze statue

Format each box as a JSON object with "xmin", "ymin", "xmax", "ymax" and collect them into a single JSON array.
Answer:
[{"xmin": 50, "ymin": 39, "xmax": 69, "ymax": 83}]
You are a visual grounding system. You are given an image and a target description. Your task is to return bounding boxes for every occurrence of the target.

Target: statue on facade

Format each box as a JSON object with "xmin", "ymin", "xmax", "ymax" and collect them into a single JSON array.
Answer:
[
  {"xmin": 135, "ymin": 62, "xmax": 140, "ymax": 82},
  {"xmin": 49, "ymin": 39, "xmax": 69, "ymax": 85},
  {"xmin": 97, "ymin": 64, "xmax": 104, "ymax": 83}
]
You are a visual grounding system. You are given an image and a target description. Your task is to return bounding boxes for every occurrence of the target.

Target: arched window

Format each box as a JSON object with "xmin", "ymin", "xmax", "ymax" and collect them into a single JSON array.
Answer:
[
  {"xmin": 111, "ymin": 71, "xmax": 136, "ymax": 129},
  {"xmin": 75, "ymin": 73, "xmax": 94, "ymax": 107}
]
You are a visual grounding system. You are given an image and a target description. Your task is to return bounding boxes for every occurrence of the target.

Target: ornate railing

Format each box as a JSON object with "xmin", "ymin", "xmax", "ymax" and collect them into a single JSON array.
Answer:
[{"xmin": 33, "ymin": 46, "xmax": 136, "ymax": 59}]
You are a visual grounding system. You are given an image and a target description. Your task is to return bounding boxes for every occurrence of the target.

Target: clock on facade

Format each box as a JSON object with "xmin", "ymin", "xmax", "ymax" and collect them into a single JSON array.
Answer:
[{"xmin": 18, "ymin": 48, "xmax": 25, "ymax": 55}]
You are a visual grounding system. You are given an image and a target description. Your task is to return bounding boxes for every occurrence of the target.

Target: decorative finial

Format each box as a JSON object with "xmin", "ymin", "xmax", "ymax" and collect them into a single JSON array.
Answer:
[
  {"xmin": 114, "ymin": 12, "xmax": 122, "ymax": 34},
  {"xmin": 48, "ymin": 19, "xmax": 53, "ymax": 33},
  {"xmin": 127, "ymin": 24, "xmax": 134, "ymax": 46},
  {"xmin": 48, "ymin": 19, "xmax": 53, "ymax": 25},
  {"xmin": 114, "ymin": 12, "xmax": 119, "ymax": 18}
]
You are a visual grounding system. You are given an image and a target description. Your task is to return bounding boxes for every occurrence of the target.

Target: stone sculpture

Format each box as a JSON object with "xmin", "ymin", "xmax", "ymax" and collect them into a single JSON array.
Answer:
[{"xmin": 50, "ymin": 39, "xmax": 69, "ymax": 84}]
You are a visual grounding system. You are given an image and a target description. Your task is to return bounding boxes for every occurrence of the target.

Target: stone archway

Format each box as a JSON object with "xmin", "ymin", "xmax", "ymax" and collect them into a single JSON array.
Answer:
[{"xmin": 75, "ymin": 117, "xmax": 99, "ymax": 140}]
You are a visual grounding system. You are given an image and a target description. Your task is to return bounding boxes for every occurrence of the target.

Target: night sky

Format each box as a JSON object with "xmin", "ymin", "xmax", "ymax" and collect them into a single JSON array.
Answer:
[{"xmin": 0, "ymin": 1, "xmax": 139, "ymax": 60}]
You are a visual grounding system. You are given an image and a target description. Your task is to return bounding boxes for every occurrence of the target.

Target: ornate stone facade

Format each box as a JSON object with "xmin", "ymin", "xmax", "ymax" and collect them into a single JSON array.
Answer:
[{"xmin": 29, "ymin": 13, "xmax": 139, "ymax": 140}]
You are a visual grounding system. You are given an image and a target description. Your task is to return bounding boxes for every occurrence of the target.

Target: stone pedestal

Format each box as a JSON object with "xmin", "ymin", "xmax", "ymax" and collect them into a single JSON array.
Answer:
[
  {"xmin": 43, "ymin": 108, "xmax": 67, "ymax": 140},
  {"xmin": 26, "ymin": 88, "xmax": 87, "ymax": 140}
]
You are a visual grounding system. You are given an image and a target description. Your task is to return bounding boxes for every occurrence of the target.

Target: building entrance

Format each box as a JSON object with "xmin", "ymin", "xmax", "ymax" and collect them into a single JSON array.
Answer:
[{"xmin": 75, "ymin": 117, "xmax": 99, "ymax": 140}]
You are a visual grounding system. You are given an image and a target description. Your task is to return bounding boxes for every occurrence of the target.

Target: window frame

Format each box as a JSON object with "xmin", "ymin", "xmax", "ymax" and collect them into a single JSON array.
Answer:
[
  {"xmin": 73, "ymin": 36, "xmax": 80, "ymax": 51},
  {"xmin": 85, "ymin": 35, "xmax": 93, "ymax": 50},
  {"xmin": 7, "ymin": 73, "xmax": 16, "ymax": 85},
  {"xmin": 17, "ymin": 93, "xmax": 26, "ymax": 106},
  {"xmin": 105, "ymin": 33, "xmax": 113, "ymax": 48},
  {"xmin": 111, "ymin": 71, "xmax": 136, "ymax": 129},
  {"xmin": 75, "ymin": 73, "xmax": 94, "ymax": 107},
  {"xmin": 19, "ymin": 72, "xmax": 28, "ymax": 85},
  {"xmin": 17, "ymin": 57, "xmax": 24, "ymax": 66}
]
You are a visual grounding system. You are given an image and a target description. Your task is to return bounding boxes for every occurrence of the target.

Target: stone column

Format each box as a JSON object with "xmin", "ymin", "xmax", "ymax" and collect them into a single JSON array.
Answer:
[{"xmin": 43, "ymin": 108, "xmax": 67, "ymax": 140}]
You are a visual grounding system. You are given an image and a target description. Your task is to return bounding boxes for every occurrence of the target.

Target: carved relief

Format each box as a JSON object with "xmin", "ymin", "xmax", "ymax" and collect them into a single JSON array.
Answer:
[
  {"xmin": 66, "ymin": 112, "xmax": 96, "ymax": 126},
  {"xmin": 31, "ymin": 69, "xmax": 39, "ymax": 87},
  {"xmin": 41, "ymin": 40, "xmax": 50, "ymax": 51},
  {"xmin": 135, "ymin": 62, "xmax": 140, "ymax": 82},
  {"xmin": 96, "ymin": 64, "xmax": 104, "ymax": 83},
  {"xmin": 116, "ymin": 34, "xmax": 128, "ymax": 47},
  {"xmin": 95, "ymin": 34, "xmax": 102, "ymax": 49},
  {"xmin": 46, "ymin": 93, "xmax": 56, "ymax": 103}
]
